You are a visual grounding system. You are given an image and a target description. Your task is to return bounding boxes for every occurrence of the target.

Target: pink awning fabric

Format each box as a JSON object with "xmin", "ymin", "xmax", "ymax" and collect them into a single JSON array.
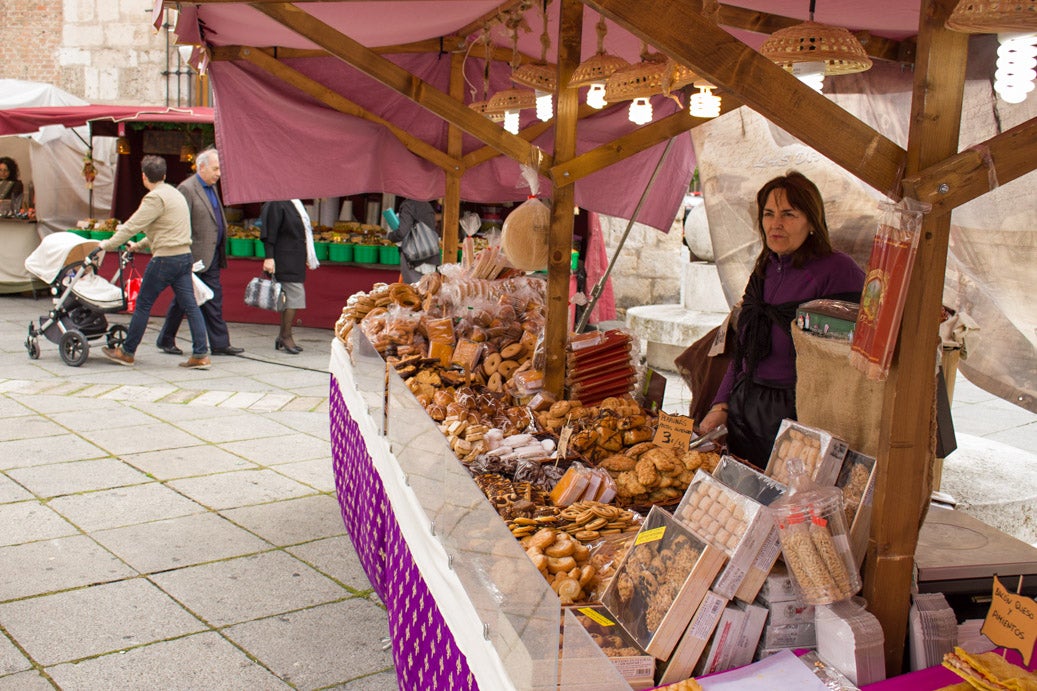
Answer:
[{"xmin": 0, "ymin": 105, "xmax": 214, "ymax": 136}]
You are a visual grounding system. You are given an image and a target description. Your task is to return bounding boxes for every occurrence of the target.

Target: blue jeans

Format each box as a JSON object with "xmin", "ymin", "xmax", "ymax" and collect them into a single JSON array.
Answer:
[{"xmin": 123, "ymin": 253, "xmax": 208, "ymax": 356}]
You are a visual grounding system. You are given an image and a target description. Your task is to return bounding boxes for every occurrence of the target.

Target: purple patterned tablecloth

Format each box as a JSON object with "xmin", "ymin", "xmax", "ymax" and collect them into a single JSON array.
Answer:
[{"xmin": 330, "ymin": 376, "xmax": 479, "ymax": 691}]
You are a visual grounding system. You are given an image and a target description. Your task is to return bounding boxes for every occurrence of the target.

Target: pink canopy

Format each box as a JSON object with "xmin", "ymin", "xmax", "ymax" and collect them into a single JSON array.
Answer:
[{"xmin": 0, "ymin": 105, "xmax": 214, "ymax": 137}]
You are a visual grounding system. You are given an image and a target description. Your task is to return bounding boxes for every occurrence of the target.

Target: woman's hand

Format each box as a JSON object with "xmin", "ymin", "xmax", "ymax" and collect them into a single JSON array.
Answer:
[
  {"xmin": 698, "ymin": 404, "xmax": 728, "ymax": 434},
  {"xmin": 263, "ymin": 258, "xmax": 275, "ymax": 274}
]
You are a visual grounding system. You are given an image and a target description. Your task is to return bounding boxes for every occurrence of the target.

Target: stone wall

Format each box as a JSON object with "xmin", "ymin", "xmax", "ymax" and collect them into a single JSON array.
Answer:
[
  {"xmin": 598, "ymin": 212, "xmax": 686, "ymax": 318},
  {"xmin": 2, "ymin": 1, "xmax": 185, "ymax": 106}
]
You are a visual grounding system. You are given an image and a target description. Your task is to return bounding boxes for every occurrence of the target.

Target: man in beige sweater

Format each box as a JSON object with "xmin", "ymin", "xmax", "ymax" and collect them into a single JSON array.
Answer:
[{"xmin": 98, "ymin": 155, "xmax": 210, "ymax": 369}]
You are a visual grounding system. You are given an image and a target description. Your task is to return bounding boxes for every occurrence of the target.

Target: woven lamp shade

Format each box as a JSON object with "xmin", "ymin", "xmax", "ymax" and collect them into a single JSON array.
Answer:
[
  {"xmin": 946, "ymin": 0, "xmax": 1037, "ymax": 33},
  {"xmin": 469, "ymin": 100, "xmax": 505, "ymax": 123},
  {"xmin": 604, "ymin": 56, "xmax": 669, "ymax": 102},
  {"xmin": 569, "ymin": 52, "xmax": 631, "ymax": 87},
  {"xmin": 512, "ymin": 63, "xmax": 557, "ymax": 92},
  {"xmin": 485, "ymin": 87, "xmax": 536, "ymax": 114},
  {"xmin": 760, "ymin": 20, "xmax": 872, "ymax": 75}
]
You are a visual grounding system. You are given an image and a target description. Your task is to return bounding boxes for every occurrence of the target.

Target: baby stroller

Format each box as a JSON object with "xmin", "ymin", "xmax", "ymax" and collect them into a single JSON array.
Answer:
[{"xmin": 23, "ymin": 232, "xmax": 134, "ymax": 367}]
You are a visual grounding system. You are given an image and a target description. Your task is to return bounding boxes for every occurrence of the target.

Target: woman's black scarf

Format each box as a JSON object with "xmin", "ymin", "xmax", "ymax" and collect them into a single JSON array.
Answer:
[{"xmin": 734, "ymin": 262, "xmax": 862, "ymax": 383}]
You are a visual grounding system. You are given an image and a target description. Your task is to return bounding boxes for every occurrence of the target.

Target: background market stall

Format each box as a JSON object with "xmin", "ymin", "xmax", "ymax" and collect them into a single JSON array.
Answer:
[{"xmin": 165, "ymin": 0, "xmax": 1037, "ymax": 683}]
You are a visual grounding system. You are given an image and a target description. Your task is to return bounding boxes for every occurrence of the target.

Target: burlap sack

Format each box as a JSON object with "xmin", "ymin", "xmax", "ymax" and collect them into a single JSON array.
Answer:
[{"xmin": 793, "ymin": 329, "xmax": 885, "ymax": 457}]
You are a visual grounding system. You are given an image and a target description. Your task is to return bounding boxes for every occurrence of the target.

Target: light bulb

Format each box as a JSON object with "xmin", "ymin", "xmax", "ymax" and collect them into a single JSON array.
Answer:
[
  {"xmin": 689, "ymin": 86, "xmax": 721, "ymax": 118},
  {"xmin": 628, "ymin": 97, "xmax": 653, "ymax": 125},
  {"xmin": 995, "ymin": 33, "xmax": 1037, "ymax": 104},
  {"xmin": 586, "ymin": 82, "xmax": 607, "ymax": 109},
  {"xmin": 535, "ymin": 90, "xmax": 553, "ymax": 121},
  {"xmin": 503, "ymin": 110, "xmax": 521, "ymax": 134},
  {"xmin": 791, "ymin": 61, "xmax": 826, "ymax": 92}
]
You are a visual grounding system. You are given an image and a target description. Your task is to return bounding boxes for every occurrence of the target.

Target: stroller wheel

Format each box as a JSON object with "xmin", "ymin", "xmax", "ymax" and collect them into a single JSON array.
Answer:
[
  {"xmin": 25, "ymin": 324, "xmax": 41, "ymax": 360},
  {"xmin": 106, "ymin": 324, "xmax": 128, "ymax": 350},
  {"xmin": 59, "ymin": 329, "xmax": 90, "ymax": 367}
]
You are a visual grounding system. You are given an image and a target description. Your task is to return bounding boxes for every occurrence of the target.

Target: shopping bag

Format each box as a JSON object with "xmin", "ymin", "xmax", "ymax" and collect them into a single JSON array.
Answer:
[
  {"xmin": 124, "ymin": 267, "xmax": 142, "ymax": 313},
  {"xmin": 192, "ymin": 273, "xmax": 214, "ymax": 306},
  {"xmin": 243, "ymin": 273, "xmax": 283, "ymax": 311},
  {"xmin": 400, "ymin": 220, "xmax": 440, "ymax": 263}
]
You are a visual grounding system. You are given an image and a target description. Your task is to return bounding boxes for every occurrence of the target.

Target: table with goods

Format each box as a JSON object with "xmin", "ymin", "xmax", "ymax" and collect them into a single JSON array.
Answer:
[
  {"xmin": 327, "ymin": 243, "xmax": 1036, "ymax": 690},
  {"xmin": 0, "ymin": 216, "xmax": 45, "ymax": 293}
]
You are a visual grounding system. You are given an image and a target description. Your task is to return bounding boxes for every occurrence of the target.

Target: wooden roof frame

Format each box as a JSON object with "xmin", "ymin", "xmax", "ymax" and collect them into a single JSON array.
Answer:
[{"xmin": 192, "ymin": 0, "xmax": 1037, "ymax": 675}]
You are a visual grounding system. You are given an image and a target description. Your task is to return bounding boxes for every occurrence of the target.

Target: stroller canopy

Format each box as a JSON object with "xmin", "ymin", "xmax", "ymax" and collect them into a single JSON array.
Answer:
[{"xmin": 25, "ymin": 232, "xmax": 100, "ymax": 284}]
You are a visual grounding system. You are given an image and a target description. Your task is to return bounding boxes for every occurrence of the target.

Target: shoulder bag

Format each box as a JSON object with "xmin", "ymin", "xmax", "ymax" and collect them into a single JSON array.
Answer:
[
  {"xmin": 400, "ymin": 220, "xmax": 439, "ymax": 264},
  {"xmin": 244, "ymin": 272, "xmax": 284, "ymax": 311}
]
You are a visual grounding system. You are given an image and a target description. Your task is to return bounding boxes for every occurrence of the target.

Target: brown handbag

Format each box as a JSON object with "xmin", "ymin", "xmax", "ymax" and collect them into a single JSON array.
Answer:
[{"xmin": 674, "ymin": 311, "xmax": 736, "ymax": 424}]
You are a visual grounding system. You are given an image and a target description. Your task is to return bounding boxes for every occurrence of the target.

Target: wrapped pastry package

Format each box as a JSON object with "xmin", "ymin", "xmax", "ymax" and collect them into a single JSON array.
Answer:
[{"xmin": 765, "ymin": 419, "xmax": 849, "ymax": 487}]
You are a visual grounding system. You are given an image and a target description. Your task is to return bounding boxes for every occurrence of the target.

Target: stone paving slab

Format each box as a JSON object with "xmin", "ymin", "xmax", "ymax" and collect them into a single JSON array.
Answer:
[
  {"xmin": 167, "ymin": 468, "xmax": 317, "ymax": 511},
  {"xmin": 0, "ymin": 475, "xmax": 34, "ymax": 504},
  {"xmin": 221, "ymin": 599, "xmax": 394, "ymax": 690},
  {"xmin": 48, "ymin": 404, "xmax": 158, "ymax": 433},
  {"xmin": 6, "ymin": 458, "xmax": 150, "ymax": 498},
  {"xmin": 0, "ymin": 634, "xmax": 31, "ymax": 676},
  {"xmin": 172, "ymin": 412, "xmax": 296, "ymax": 444},
  {"xmin": 272, "ymin": 458, "xmax": 337, "ymax": 493},
  {"xmin": 0, "ymin": 578, "xmax": 206, "ymax": 666},
  {"xmin": 0, "ymin": 535, "xmax": 137, "ymax": 601},
  {"xmin": 45, "ymin": 632, "xmax": 290, "ymax": 690},
  {"xmin": 0, "ymin": 670, "xmax": 53, "ymax": 690},
  {"xmin": 149, "ymin": 551, "xmax": 347, "ymax": 628},
  {"xmin": 286, "ymin": 535, "xmax": 375, "ymax": 594},
  {"xmin": 0, "ymin": 434, "xmax": 109, "ymax": 470},
  {"xmin": 0, "ymin": 416, "xmax": 68, "ymax": 442},
  {"xmin": 46, "ymin": 482, "xmax": 207, "ymax": 532},
  {"xmin": 221, "ymin": 433, "xmax": 330, "ymax": 466},
  {"xmin": 0, "ymin": 502, "xmax": 78, "ymax": 546},
  {"xmin": 118, "ymin": 444, "xmax": 257, "ymax": 481},
  {"xmin": 222, "ymin": 494, "xmax": 346, "ymax": 547},
  {"xmin": 76, "ymin": 421, "xmax": 205, "ymax": 456},
  {"xmin": 91, "ymin": 512, "xmax": 272, "ymax": 574}
]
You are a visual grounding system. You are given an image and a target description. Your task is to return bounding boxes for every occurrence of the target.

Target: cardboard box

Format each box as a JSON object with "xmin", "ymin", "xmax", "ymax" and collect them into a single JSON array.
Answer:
[
  {"xmin": 836, "ymin": 449, "xmax": 878, "ymax": 569},
  {"xmin": 765, "ymin": 419, "xmax": 849, "ymax": 487},
  {"xmin": 568, "ymin": 605, "xmax": 655, "ymax": 690},
  {"xmin": 757, "ymin": 563, "xmax": 798, "ymax": 605},
  {"xmin": 600, "ymin": 507, "xmax": 726, "ymax": 661},
  {"xmin": 696, "ymin": 600, "xmax": 769, "ymax": 676},
  {"xmin": 760, "ymin": 621, "xmax": 817, "ymax": 649},
  {"xmin": 673, "ymin": 469, "xmax": 768, "ymax": 600},
  {"xmin": 656, "ymin": 590, "xmax": 729, "ymax": 686},
  {"xmin": 763, "ymin": 599, "xmax": 816, "ymax": 627}
]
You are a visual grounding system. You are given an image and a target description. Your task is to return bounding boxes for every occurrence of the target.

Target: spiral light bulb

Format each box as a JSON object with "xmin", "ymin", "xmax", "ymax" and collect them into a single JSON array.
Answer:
[
  {"xmin": 995, "ymin": 33, "xmax": 1037, "ymax": 105},
  {"xmin": 586, "ymin": 82, "xmax": 607, "ymax": 109},
  {"xmin": 503, "ymin": 110, "xmax": 521, "ymax": 135},
  {"xmin": 535, "ymin": 90, "xmax": 553, "ymax": 121},
  {"xmin": 791, "ymin": 61, "xmax": 826, "ymax": 92},
  {"xmin": 628, "ymin": 97, "xmax": 653, "ymax": 125},
  {"xmin": 688, "ymin": 84, "xmax": 721, "ymax": 118}
]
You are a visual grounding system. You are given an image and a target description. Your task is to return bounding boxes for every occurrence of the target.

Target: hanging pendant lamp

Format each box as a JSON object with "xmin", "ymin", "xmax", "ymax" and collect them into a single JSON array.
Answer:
[
  {"xmin": 946, "ymin": 0, "xmax": 1037, "ymax": 104},
  {"xmin": 569, "ymin": 15, "xmax": 631, "ymax": 109},
  {"xmin": 511, "ymin": 1, "xmax": 557, "ymax": 122}
]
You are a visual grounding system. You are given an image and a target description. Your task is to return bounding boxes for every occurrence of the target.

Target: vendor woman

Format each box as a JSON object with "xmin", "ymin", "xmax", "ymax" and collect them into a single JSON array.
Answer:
[
  {"xmin": 0, "ymin": 157, "xmax": 24, "ymax": 208},
  {"xmin": 698, "ymin": 172, "xmax": 865, "ymax": 468}
]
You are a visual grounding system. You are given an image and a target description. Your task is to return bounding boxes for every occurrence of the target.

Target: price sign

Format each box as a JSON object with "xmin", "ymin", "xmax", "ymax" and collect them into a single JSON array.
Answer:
[
  {"xmin": 652, "ymin": 412, "xmax": 696, "ymax": 455},
  {"xmin": 982, "ymin": 575, "xmax": 1037, "ymax": 666},
  {"xmin": 557, "ymin": 425, "xmax": 574, "ymax": 459}
]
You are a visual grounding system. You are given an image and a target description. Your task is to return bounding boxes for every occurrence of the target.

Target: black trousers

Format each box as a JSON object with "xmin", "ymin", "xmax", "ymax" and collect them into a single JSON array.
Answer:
[
  {"xmin": 157, "ymin": 262, "xmax": 231, "ymax": 350},
  {"xmin": 727, "ymin": 377, "xmax": 796, "ymax": 469}
]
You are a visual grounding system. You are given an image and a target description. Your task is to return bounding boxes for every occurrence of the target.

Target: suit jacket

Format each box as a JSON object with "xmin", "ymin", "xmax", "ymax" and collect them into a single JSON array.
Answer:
[
  {"xmin": 259, "ymin": 200, "xmax": 307, "ymax": 283},
  {"xmin": 177, "ymin": 173, "xmax": 226, "ymax": 270}
]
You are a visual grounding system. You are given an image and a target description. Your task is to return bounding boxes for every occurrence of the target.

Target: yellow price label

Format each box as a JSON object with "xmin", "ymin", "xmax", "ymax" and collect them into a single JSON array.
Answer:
[
  {"xmin": 652, "ymin": 412, "xmax": 696, "ymax": 455},
  {"xmin": 635, "ymin": 526, "xmax": 666, "ymax": 545},
  {"xmin": 577, "ymin": 608, "xmax": 616, "ymax": 627}
]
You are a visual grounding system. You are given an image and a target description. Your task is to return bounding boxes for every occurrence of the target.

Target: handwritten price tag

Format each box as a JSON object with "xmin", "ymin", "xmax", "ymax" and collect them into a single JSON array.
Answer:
[
  {"xmin": 982, "ymin": 575, "xmax": 1037, "ymax": 666},
  {"xmin": 652, "ymin": 412, "xmax": 695, "ymax": 455}
]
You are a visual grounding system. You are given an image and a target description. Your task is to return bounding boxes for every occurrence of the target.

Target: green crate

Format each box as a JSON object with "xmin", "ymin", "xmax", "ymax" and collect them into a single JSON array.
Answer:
[
  {"xmin": 90, "ymin": 230, "xmax": 114, "ymax": 241},
  {"xmin": 227, "ymin": 237, "xmax": 254, "ymax": 257},
  {"xmin": 314, "ymin": 242, "xmax": 330, "ymax": 261},
  {"xmin": 353, "ymin": 244, "xmax": 378, "ymax": 264},
  {"xmin": 68, "ymin": 228, "xmax": 92, "ymax": 238},
  {"xmin": 254, "ymin": 239, "xmax": 266, "ymax": 258},
  {"xmin": 378, "ymin": 245, "xmax": 400, "ymax": 265},
  {"xmin": 329, "ymin": 243, "xmax": 354, "ymax": 262}
]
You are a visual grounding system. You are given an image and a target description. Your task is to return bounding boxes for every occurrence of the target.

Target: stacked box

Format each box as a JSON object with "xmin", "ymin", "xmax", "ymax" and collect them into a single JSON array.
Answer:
[
  {"xmin": 765, "ymin": 419, "xmax": 849, "ymax": 487},
  {"xmin": 655, "ymin": 590, "xmax": 729, "ymax": 686},
  {"xmin": 710, "ymin": 456, "xmax": 788, "ymax": 602},
  {"xmin": 568, "ymin": 605, "xmax": 655, "ymax": 690},
  {"xmin": 835, "ymin": 449, "xmax": 878, "ymax": 568},
  {"xmin": 600, "ymin": 506, "xmax": 726, "ymax": 661},
  {"xmin": 695, "ymin": 600, "xmax": 769, "ymax": 676},
  {"xmin": 673, "ymin": 469, "xmax": 769, "ymax": 599},
  {"xmin": 755, "ymin": 563, "xmax": 816, "ymax": 659}
]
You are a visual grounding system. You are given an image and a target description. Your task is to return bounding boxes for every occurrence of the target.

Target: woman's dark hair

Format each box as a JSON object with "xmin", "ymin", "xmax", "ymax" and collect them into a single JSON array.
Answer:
[
  {"xmin": 751, "ymin": 171, "xmax": 834, "ymax": 275},
  {"xmin": 141, "ymin": 155, "xmax": 167, "ymax": 183},
  {"xmin": 0, "ymin": 157, "xmax": 19, "ymax": 180}
]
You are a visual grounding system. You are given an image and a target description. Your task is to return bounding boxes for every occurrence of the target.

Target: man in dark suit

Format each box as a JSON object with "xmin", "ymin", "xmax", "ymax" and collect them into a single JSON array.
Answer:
[{"xmin": 156, "ymin": 148, "xmax": 244, "ymax": 355}]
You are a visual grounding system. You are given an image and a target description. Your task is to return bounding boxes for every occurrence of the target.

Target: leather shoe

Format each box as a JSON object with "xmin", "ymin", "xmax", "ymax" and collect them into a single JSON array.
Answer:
[
  {"xmin": 275, "ymin": 338, "xmax": 302, "ymax": 355},
  {"xmin": 211, "ymin": 346, "xmax": 244, "ymax": 355},
  {"xmin": 179, "ymin": 355, "xmax": 211, "ymax": 369},
  {"xmin": 157, "ymin": 343, "xmax": 183, "ymax": 356},
  {"xmin": 102, "ymin": 346, "xmax": 135, "ymax": 366}
]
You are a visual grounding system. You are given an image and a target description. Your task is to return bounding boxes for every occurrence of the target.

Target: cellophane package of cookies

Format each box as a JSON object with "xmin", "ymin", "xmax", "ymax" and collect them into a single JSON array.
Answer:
[
  {"xmin": 600, "ymin": 506, "xmax": 726, "ymax": 661},
  {"xmin": 765, "ymin": 419, "xmax": 849, "ymax": 487},
  {"xmin": 835, "ymin": 450, "xmax": 878, "ymax": 568},
  {"xmin": 769, "ymin": 459, "xmax": 862, "ymax": 606},
  {"xmin": 567, "ymin": 605, "xmax": 655, "ymax": 690},
  {"xmin": 674, "ymin": 469, "xmax": 772, "ymax": 600}
]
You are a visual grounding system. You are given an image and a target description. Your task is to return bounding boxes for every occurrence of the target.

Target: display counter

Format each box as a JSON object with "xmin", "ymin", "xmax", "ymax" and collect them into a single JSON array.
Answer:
[
  {"xmin": 0, "ymin": 218, "xmax": 46, "ymax": 293},
  {"xmin": 328, "ymin": 334, "xmax": 630, "ymax": 691}
]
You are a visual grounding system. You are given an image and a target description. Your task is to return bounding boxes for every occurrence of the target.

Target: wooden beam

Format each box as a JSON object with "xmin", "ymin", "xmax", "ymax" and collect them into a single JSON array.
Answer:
[
  {"xmin": 461, "ymin": 103, "xmax": 601, "ymax": 171},
  {"xmin": 901, "ymin": 116, "xmax": 1037, "ymax": 214},
  {"xmin": 544, "ymin": 0, "xmax": 583, "ymax": 397},
  {"xmin": 863, "ymin": 0, "xmax": 968, "ymax": 676},
  {"xmin": 250, "ymin": 2, "xmax": 553, "ymax": 174},
  {"xmin": 549, "ymin": 96, "xmax": 743, "ymax": 186},
  {"xmin": 443, "ymin": 52, "xmax": 465, "ymax": 265},
  {"xmin": 584, "ymin": 0, "xmax": 908, "ymax": 198},
  {"xmin": 224, "ymin": 46, "xmax": 458, "ymax": 172}
]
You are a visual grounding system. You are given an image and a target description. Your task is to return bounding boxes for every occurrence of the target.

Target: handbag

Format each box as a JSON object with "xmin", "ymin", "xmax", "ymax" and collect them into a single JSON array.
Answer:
[
  {"xmin": 674, "ymin": 311, "xmax": 737, "ymax": 424},
  {"xmin": 399, "ymin": 220, "xmax": 439, "ymax": 263},
  {"xmin": 244, "ymin": 273, "xmax": 283, "ymax": 311},
  {"xmin": 124, "ymin": 266, "xmax": 142, "ymax": 313},
  {"xmin": 192, "ymin": 273, "xmax": 214, "ymax": 306}
]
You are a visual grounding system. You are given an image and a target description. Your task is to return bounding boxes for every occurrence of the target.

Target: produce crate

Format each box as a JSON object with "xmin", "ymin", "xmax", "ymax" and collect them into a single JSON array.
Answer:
[
  {"xmin": 353, "ymin": 244, "xmax": 378, "ymax": 264},
  {"xmin": 254, "ymin": 239, "xmax": 266, "ymax": 258},
  {"xmin": 314, "ymin": 241, "xmax": 330, "ymax": 261},
  {"xmin": 90, "ymin": 230, "xmax": 114, "ymax": 241},
  {"xmin": 228, "ymin": 237, "xmax": 254, "ymax": 257},
  {"xmin": 378, "ymin": 245, "xmax": 400, "ymax": 265},
  {"xmin": 329, "ymin": 243, "xmax": 354, "ymax": 263}
]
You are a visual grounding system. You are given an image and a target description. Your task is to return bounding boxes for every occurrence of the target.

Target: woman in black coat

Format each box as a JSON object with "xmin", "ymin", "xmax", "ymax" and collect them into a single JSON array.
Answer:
[{"xmin": 260, "ymin": 200, "xmax": 318, "ymax": 354}]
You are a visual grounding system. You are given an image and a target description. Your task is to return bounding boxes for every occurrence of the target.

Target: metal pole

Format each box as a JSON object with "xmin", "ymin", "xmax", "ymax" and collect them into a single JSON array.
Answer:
[{"xmin": 575, "ymin": 137, "xmax": 676, "ymax": 333}]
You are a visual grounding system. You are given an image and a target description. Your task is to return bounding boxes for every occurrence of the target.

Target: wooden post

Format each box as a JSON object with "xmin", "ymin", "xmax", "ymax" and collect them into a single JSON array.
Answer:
[
  {"xmin": 862, "ymin": 0, "xmax": 968, "ymax": 675},
  {"xmin": 543, "ymin": 0, "xmax": 583, "ymax": 397},
  {"xmin": 443, "ymin": 51, "xmax": 464, "ymax": 264}
]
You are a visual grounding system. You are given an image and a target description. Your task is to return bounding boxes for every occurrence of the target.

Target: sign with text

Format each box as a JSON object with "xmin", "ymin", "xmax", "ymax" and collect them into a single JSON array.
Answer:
[
  {"xmin": 653, "ymin": 412, "xmax": 695, "ymax": 455},
  {"xmin": 981, "ymin": 575, "xmax": 1037, "ymax": 666}
]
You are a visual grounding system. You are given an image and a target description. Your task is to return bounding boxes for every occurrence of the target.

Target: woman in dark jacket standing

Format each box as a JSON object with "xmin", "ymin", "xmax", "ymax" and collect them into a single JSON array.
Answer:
[
  {"xmin": 387, "ymin": 198, "xmax": 440, "ymax": 284},
  {"xmin": 260, "ymin": 199, "xmax": 319, "ymax": 354}
]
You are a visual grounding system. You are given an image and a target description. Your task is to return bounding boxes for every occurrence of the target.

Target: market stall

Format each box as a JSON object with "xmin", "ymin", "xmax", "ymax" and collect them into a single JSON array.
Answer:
[{"xmin": 164, "ymin": 0, "xmax": 1037, "ymax": 687}]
